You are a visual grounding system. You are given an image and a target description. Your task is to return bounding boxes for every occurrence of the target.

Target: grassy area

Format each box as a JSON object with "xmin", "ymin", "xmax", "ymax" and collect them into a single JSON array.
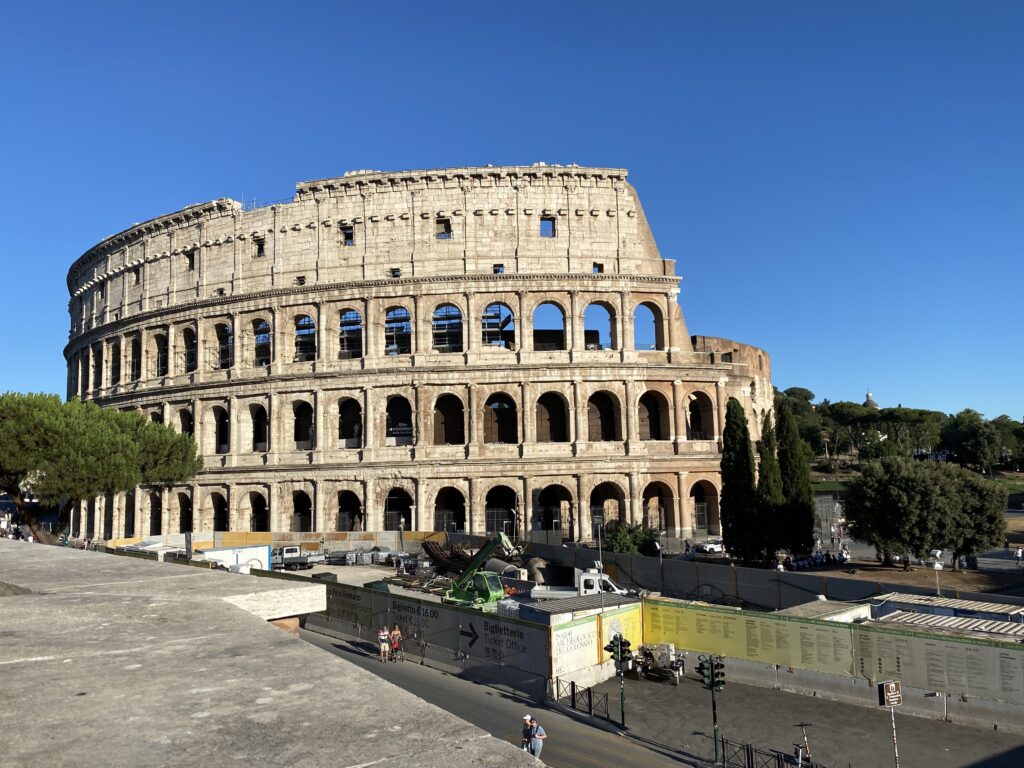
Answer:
[{"xmin": 993, "ymin": 471, "xmax": 1024, "ymax": 494}]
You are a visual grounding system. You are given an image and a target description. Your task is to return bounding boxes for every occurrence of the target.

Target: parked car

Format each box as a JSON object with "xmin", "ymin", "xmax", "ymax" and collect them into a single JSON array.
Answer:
[{"xmin": 695, "ymin": 539, "xmax": 725, "ymax": 554}]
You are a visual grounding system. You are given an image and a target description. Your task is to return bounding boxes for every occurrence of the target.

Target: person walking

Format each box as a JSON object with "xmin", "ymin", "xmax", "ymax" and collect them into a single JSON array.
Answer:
[
  {"xmin": 389, "ymin": 624, "xmax": 403, "ymax": 662},
  {"xmin": 527, "ymin": 716, "xmax": 546, "ymax": 759},
  {"xmin": 521, "ymin": 714, "xmax": 533, "ymax": 752},
  {"xmin": 377, "ymin": 626, "xmax": 390, "ymax": 662},
  {"xmin": 1015, "ymin": 546, "xmax": 1023, "ymax": 568}
]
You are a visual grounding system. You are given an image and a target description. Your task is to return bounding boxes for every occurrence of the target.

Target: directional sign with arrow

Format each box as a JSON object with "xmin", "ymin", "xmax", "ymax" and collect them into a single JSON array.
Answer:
[{"xmin": 460, "ymin": 623, "xmax": 479, "ymax": 647}]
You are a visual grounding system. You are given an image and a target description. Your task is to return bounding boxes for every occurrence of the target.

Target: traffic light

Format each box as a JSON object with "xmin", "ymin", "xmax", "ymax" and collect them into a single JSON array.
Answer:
[
  {"xmin": 712, "ymin": 658, "xmax": 726, "ymax": 690},
  {"xmin": 604, "ymin": 634, "xmax": 621, "ymax": 659},
  {"xmin": 618, "ymin": 637, "xmax": 632, "ymax": 661},
  {"xmin": 696, "ymin": 657, "xmax": 712, "ymax": 688}
]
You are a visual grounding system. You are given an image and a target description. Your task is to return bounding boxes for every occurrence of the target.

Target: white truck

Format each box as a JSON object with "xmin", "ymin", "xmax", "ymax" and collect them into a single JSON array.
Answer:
[
  {"xmin": 526, "ymin": 568, "xmax": 631, "ymax": 599},
  {"xmin": 271, "ymin": 546, "xmax": 326, "ymax": 571}
]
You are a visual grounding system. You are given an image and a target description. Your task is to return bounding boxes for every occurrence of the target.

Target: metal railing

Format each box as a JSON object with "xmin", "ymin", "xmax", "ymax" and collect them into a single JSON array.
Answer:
[
  {"xmin": 718, "ymin": 738, "xmax": 826, "ymax": 767},
  {"xmin": 555, "ymin": 679, "xmax": 609, "ymax": 721}
]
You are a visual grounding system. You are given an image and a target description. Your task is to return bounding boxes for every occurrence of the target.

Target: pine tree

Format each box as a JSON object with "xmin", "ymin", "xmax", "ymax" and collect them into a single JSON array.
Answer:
[
  {"xmin": 720, "ymin": 398, "xmax": 758, "ymax": 563},
  {"xmin": 776, "ymin": 402, "xmax": 816, "ymax": 554},
  {"xmin": 756, "ymin": 411, "xmax": 784, "ymax": 560}
]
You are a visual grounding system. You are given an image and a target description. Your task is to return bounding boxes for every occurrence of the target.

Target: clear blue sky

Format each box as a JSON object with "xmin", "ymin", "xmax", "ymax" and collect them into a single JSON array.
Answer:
[{"xmin": 2, "ymin": 1, "xmax": 1021, "ymax": 419}]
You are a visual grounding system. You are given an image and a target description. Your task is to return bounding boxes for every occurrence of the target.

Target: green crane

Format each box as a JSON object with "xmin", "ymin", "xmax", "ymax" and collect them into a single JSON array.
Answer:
[{"xmin": 443, "ymin": 532, "xmax": 515, "ymax": 606}]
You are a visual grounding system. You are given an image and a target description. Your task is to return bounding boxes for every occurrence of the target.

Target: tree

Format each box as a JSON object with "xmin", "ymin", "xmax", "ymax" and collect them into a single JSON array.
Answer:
[
  {"xmin": 845, "ymin": 458, "xmax": 1006, "ymax": 570},
  {"xmin": 0, "ymin": 393, "xmax": 202, "ymax": 543},
  {"xmin": 720, "ymin": 399, "xmax": 761, "ymax": 564},
  {"xmin": 602, "ymin": 523, "xmax": 660, "ymax": 557},
  {"xmin": 756, "ymin": 412, "xmax": 785, "ymax": 558},
  {"xmin": 940, "ymin": 409, "xmax": 999, "ymax": 471},
  {"xmin": 776, "ymin": 402, "xmax": 815, "ymax": 554}
]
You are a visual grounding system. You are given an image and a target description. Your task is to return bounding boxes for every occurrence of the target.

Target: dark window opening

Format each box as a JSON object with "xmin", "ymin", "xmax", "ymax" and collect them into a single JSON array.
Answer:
[
  {"xmin": 293, "ymin": 401, "xmax": 314, "ymax": 450},
  {"xmin": 251, "ymin": 405, "xmax": 268, "ymax": 452},
  {"xmin": 535, "ymin": 393, "xmax": 569, "ymax": 443},
  {"xmin": 253, "ymin": 319, "xmax": 271, "ymax": 367},
  {"xmin": 485, "ymin": 486, "xmax": 517, "ymax": 535},
  {"xmin": 123, "ymin": 492, "xmax": 136, "ymax": 538},
  {"xmin": 177, "ymin": 493, "xmax": 192, "ymax": 533},
  {"xmin": 587, "ymin": 392, "xmax": 620, "ymax": 442},
  {"xmin": 540, "ymin": 216, "xmax": 556, "ymax": 238},
  {"xmin": 338, "ymin": 491, "xmax": 363, "ymax": 532},
  {"xmin": 435, "ymin": 217, "xmax": 453, "ymax": 239},
  {"xmin": 294, "ymin": 275, "xmax": 307, "ymax": 286},
  {"xmin": 434, "ymin": 488, "xmax": 466, "ymax": 532},
  {"xmin": 91, "ymin": 345, "xmax": 103, "ymax": 389},
  {"xmin": 215, "ymin": 324, "xmax": 234, "ymax": 370},
  {"xmin": 249, "ymin": 493, "xmax": 269, "ymax": 532},
  {"xmin": 384, "ymin": 489, "xmax": 412, "ymax": 531},
  {"xmin": 385, "ymin": 307, "xmax": 412, "ymax": 356},
  {"xmin": 213, "ymin": 407, "xmax": 230, "ymax": 455},
  {"xmin": 389, "ymin": 267, "xmax": 402, "ymax": 278},
  {"xmin": 291, "ymin": 491, "xmax": 312, "ymax": 532},
  {"xmin": 109, "ymin": 342, "xmax": 121, "ymax": 385},
  {"xmin": 338, "ymin": 309, "xmax": 363, "ymax": 359},
  {"xmin": 154, "ymin": 334, "xmax": 168, "ymax": 377},
  {"xmin": 493, "ymin": 264, "xmax": 505, "ymax": 274},
  {"xmin": 385, "ymin": 397, "xmax": 414, "ymax": 446},
  {"xmin": 338, "ymin": 399, "xmax": 363, "ymax": 448},
  {"xmin": 592, "ymin": 262, "xmax": 604, "ymax": 274},
  {"xmin": 341, "ymin": 226, "xmax": 355, "ymax": 246},
  {"xmin": 638, "ymin": 392, "xmax": 669, "ymax": 441},
  {"xmin": 130, "ymin": 337, "xmax": 142, "ymax": 381},
  {"xmin": 185, "ymin": 252, "xmax": 195, "ymax": 271},
  {"xmin": 149, "ymin": 493, "xmax": 162, "ymax": 536},
  {"xmin": 132, "ymin": 267, "xmax": 141, "ymax": 285},
  {"xmin": 212, "ymin": 493, "xmax": 229, "ymax": 532},
  {"xmin": 484, "ymin": 393, "xmax": 518, "ymax": 444},
  {"xmin": 150, "ymin": 412, "xmax": 163, "ymax": 425},
  {"xmin": 294, "ymin": 315, "xmax": 316, "ymax": 362},
  {"xmin": 433, "ymin": 394, "xmax": 465, "ymax": 445},
  {"xmin": 254, "ymin": 236, "xmax": 266, "ymax": 258},
  {"xmin": 182, "ymin": 328, "xmax": 198, "ymax": 373},
  {"xmin": 179, "ymin": 409, "xmax": 194, "ymax": 437},
  {"xmin": 432, "ymin": 304, "xmax": 463, "ymax": 353}
]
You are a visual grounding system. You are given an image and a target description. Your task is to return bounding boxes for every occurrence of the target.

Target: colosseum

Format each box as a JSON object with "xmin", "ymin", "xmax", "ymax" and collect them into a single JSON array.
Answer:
[{"xmin": 64, "ymin": 164, "xmax": 772, "ymax": 546}]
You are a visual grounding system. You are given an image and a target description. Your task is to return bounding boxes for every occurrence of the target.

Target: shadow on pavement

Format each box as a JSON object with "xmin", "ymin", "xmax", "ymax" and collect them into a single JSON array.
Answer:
[{"xmin": 965, "ymin": 744, "xmax": 1024, "ymax": 767}]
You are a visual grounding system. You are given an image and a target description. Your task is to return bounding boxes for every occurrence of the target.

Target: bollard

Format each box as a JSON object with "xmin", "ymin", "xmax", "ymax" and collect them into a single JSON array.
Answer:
[{"xmin": 570, "ymin": 680, "xmax": 577, "ymax": 711}]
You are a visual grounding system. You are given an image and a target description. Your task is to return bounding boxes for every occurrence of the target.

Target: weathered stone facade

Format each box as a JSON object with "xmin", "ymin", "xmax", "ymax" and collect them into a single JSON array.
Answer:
[{"xmin": 65, "ymin": 164, "xmax": 772, "ymax": 542}]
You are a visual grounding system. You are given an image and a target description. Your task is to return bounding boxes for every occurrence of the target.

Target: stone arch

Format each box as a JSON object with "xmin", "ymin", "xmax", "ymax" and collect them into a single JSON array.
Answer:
[
  {"xmin": 587, "ymin": 391, "xmax": 621, "ymax": 441},
  {"xmin": 177, "ymin": 408, "xmax": 194, "ymax": 437},
  {"xmin": 213, "ymin": 322, "xmax": 233, "ymax": 370},
  {"xmin": 294, "ymin": 314, "xmax": 317, "ymax": 362},
  {"xmin": 535, "ymin": 392, "xmax": 569, "ymax": 443},
  {"xmin": 338, "ymin": 490, "xmax": 363, "ymax": 531},
  {"xmin": 689, "ymin": 479, "xmax": 721, "ymax": 537},
  {"xmin": 152, "ymin": 332, "xmax": 169, "ymax": 378},
  {"xmin": 434, "ymin": 487, "xmax": 466, "ymax": 532},
  {"xmin": 638, "ymin": 390, "xmax": 671, "ymax": 441},
  {"xmin": 208, "ymin": 491, "xmax": 229, "ymax": 532},
  {"xmin": 433, "ymin": 393, "xmax": 465, "ymax": 445},
  {"xmin": 384, "ymin": 488, "xmax": 413, "ymax": 531},
  {"xmin": 338, "ymin": 308, "xmax": 363, "ymax": 359},
  {"xmin": 123, "ymin": 490, "xmax": 136, "ymax": 537},
  {"xmin": 148, "ymin": 491, "xmax": 162, "ymax": 536},
  {"xmin": 245, "ymin": 491, "xmax": 269, "ymax": 532},
  {"xmin": 338, "ymin": 398, "xmax": 363, "ymax": 448},
  {"xmin": 484, "ymin": 485, "xmax": 517, "ymax": 535},
  {"xmin": 250, "ymin": 403, "xmax": 269, "ymax": 452},
  {"xmin": 181, "ymin": 326, "xmax": 198, "ymax": 373},
  {"xmin": 431, "ymin": 303, "xmax": 464, "ymax": 353},
  {"xmin": 253, "ymin": 318, "xmax": 272, "ymax": 367},
  {"xmin": 641, "ymin": 481, "xmax": 674, "ymax": 531},
  {"xmin": 177, "ymin": 492, "xmax": 192, "ymax": 533},
  {"xmin": 633, "ymin": 302, "xmax": 664, "ymax": 351},
  {"xmin": 534, "ymin": 483, "xmax": 573, "ymax": 533},
  {"xmin": 589, "ymin": 481, "xmax": 625, "ymax": 535},
  {"xmin": 385, "ymin": 396, "xmax": 414, "ymax": 446},
  {"xmin": 583, "ymin": 302, "xmax": 617, "ymax": 350},
  {"xmin": 483, "ymin": 392, "xmax": 518, "ymax": 444},
  {"xmin": 291, "ymin": 490, "xmax": 313, "ymax": 532},
  {"xmin": 532, "ymin": 301, "xmax": 566, "ymax": 351},
  {"xmin": 481, "ymin": 302, "xmax": 515, "ymax": 350},
  {"xmin": 687, "ymin": 390, "xmax": 716, "ymax": 440},
  {"xmin": 210, "ymin": 405, "xmax": 230, "ymax": 455},
  {"xmin": 293, "ymin": 400, "xmax": 314, "ymax": 450},
  {"xmin": 384, "ymin": 306, "xmax": 412, "ymax": 356}
]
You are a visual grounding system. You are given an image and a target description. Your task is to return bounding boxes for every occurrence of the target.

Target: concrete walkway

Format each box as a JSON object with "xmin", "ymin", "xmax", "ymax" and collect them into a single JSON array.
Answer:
[{"xmin": 0, "ymin": 540, "xmax": 536, "ymax": 768}]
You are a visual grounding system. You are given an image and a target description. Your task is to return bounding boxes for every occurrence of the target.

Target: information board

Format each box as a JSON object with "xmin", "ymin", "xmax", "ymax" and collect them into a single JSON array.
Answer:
[{"xmin": 551, "ymin": 616, "xmax": 600, "ymax": 677}]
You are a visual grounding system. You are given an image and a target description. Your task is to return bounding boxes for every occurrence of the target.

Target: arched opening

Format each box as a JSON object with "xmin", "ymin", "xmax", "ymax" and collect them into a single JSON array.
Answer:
[
  {"xmin": 583, "ymin": 303, "xmax": 616, "ymax": 350},
  {"xmin": 434, "ymin": 487, "xmax": 466, "ymax": 532},
  {"xmin": 248, "ymin": 492, "xmax": 269, "ymax": 532},
  {"xmin": 432, "ymin": 304, "xmax": 463, "ymax": 353},
  {"xmin": 293, "ymin": 401, "xmax": 314, "ymax": 450},
  {"xmin": 212, "ymin": 406, "xmax": 230, "ymax": 455},
  {"xmin": 532, "ymin": 302, "xmax": 566, "ymax": 351},
  {"xmin": 154, "ymin": 333, "xmax": 169, "ymax": 377},
  {"xmin": 338, "ymin": 309, "xmax": 363, "ymax": 359},
  {"xmin": 211, "ymin": 493, "xmax": 229, "ymax": 532},
  {"xmin": 253, "ymin": 319, "xmax": 271, "ymax": 367},
  {"xmin": 178, "ymin": 409, "xmax": 194, "ymax": 436},
  {"xmin": 149, "ymin": 492, "xmax": 162, "ymax": 536},
  {"xmin": 109, "ymin": 340, "xmax": 121, "ymax": 386},
  {"xmin": 338, "ymin": 399, "xmax": 363, "ymax": 448},
  {"xmin": 385, "ymin": 396, "xmax": 414, "ymax": 446},
  {"xmin": 123, "ymin": 491, "xmax": 136, "ymax": 537},
  {"xmin": 484, "ymin": 393, "xmax": 518, "ymax": 444},
  {"xmin": 291, "ymin": 490, "xmax": 312, "ymax": 532},
  {"xmin": 294, "ymin": 315, "xmax": 317, "ymax": 362},
  {"xmin": 535, "ymin": 392, "xmax": 569, "ymax": 443},
  {"xmin": 484, "ymin": 486, "xmax": 517, "ymax": 535},
  {"xmin": 215, "ymin": 323, "xmax": 233, "ymax": 369},
  {"xmin": 91, "ymin": 344, "xmax": 103, "ymax": 389},
  {"xmin": 633, "ymin": 303, "xmax": 664, "ymax": 351},
  {"xmin": 177, "ymin": 493, "xmax": 192, "ymax": 533},
  {"xmin": 688, "ymin": 392, "xmax": 715, "ymax": 440},
  {"xmin": 338, "ymin": 491, "xmax": 363, "ymax": 531},
  {"xmin": 690, "ymin": 481, "xmax": 721, "ymax": 537},
  {"xmin": 433, "ymin": 394, "xmax": 465, "ymax": 445},
  {"xmin": 130, "ymin": 336, "xmax": 142, "ymax": 380},
  {"xmin": 642, "ymin": 482, "xmax": 673, "ymax": 531},
  {"xmin": 535, "ymin": 485, "xmax": 572, "ymax": 533},
  {"xmin": 384, "ymin": 488, "xmax": 412, "ymax": 531},
  {"xmin": 150, "ymin": 411, "xmax": 163, "ymax": 425},
  {"xmin": 251, "ymin": 404, "xmax": 268, "ymax": 452},
  {"xmin": 103, "ymin": 495, "xmax": 114, "ymax": 540},
  {"xmin": 587, "ymin": 392, "xmax": 621, "ymax": 441},
  {"xmin": 481, "ymin": 303, "xmax": 515, "ymax": 349},
  {"xmin": 589, "ymin": 482, "xmax": 624, "ymax": 537},
  {"xmin": 638, "ymin": 391, "xmax": 671, "ymax": 441},
  {"xmin": 181, "ymin": 327, "xmax": 198, "ymax": 373},
  {"xmin": 384, "ymin": 306, "xmax": 412, "ymax": 355}
]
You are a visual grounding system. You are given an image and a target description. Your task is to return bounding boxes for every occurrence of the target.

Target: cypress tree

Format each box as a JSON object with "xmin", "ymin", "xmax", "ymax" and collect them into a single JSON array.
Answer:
[
  {"xmin": 776, "ymin": 401, "xmax": 816, "ymax": 554},
  {"xmin": 720, "ymin": 398, "xmax": 758, "ymax": 563},
  {"xmin": 756, "ymin": 411, "xmax": 784, "ymax": 560}
]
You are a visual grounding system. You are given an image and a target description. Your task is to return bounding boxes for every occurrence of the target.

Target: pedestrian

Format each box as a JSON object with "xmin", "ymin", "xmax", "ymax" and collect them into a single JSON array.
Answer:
[
  {"xmin": 527, "ymin": 716, "xmax": 546, "ymax": 758},
  {"xmin": 520, "ymin": 714, "xmax": 533, "ymax": 752},
  {"xmin": 1015, "ymin": 547, "xmax": 1023, "ymax": 568},
  {"xmin": 389, "ymin": 624, "xmax": 402, "ymax": 662},
  {"xmin": 377, "ymin": 625, "xmax": 390, "ymax": 662}
]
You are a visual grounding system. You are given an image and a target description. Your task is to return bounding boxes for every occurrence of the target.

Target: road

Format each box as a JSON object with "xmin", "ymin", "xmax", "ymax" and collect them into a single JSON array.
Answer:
[{"xmin": 299, "ymin": 628, "xmax": 701, "ymax": 768}]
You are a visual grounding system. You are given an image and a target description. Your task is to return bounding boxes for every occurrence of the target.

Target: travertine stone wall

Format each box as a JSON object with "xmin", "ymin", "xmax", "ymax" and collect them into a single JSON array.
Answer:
[{"xmin": 65, "ymin": 165, "xmax": 772, "ymax": 544}]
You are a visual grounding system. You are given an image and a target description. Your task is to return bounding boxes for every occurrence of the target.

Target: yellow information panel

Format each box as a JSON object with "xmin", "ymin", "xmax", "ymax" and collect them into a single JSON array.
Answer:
[
  {"xmin": 599, "ymin": 604, "xmax": 643, "ymax": 659},
  {"xmin": 643, "ymin": 598, "xmax": 855, "ymax": 676}
]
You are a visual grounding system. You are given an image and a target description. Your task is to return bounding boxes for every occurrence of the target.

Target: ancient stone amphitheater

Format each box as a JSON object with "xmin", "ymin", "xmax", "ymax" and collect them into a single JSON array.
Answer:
[{"xmin": 65, "ymin": 164, "xmax": 771, "ymax": 544}]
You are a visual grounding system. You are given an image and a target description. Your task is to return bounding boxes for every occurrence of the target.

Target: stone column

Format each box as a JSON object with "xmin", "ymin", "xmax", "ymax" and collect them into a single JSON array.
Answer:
[
  {"xmin": 466, "ymin": 384, "xmax": 478, "ymax": 454},
  {"xmin": 568, "ymin": 290, "xmax": 580, "ymax": 354},
  {"xmin": 624, "ymin": 379, "xmax": 636, "ymax": 448},
  {"xmin": 516, "ymin": 290, "xmax": 529, "ymax": 352},
  {"xmin": 572, "ymin": 379, "xmax": 584, "ymax": 448},
  {"xmin": 361, "ymin": 387, "xmax": 374, "ymax": 458},
  {"xmin": 362, "ymin": 299, "xmax": 375, "ymax": 359},
  {"xmin": 715, "ymin": 378, "xmax": 726, "ymax": 443},
  {"xmin": 463, "ymin": 292, "xmax": 475, "ymax": 353},
  {"xmin": 627, "ymin": 472, "xmax": 638, "ymax": 526},
  {"xmin": 619, "ymin": 290, "xmax": 632, "ymax": 352},
  {"xmin": 160, "ymin": 488, "xmax": 170, "ymax": 538},
  {"xmin": 672, "ymin": 380, "xmax": 685, "ymax": 453},
  {"xmin": 313, "ymin": 390, "xmax": 324, "ymax": 460},
  {"xmin": 576, "ymin": 475, "xmax": 590, "ymax": 542},
  {"xmin": 313, "ymin": 480, "xmax": 324, "ymax": 533},
  {"xmin": 228, "ymin": 396, "xmax": 238, "ymax": 466},
  {"xmin": 676, "ymin": 471, "xmax": 690, "ymax": 540},
  {"xmin": 666, "ymin": 291, "xmax": 678, "ymax": 353},
  {"xmin": 414, "ymin": 479, "xmax": 425, "ymax": 533},
  {"xmin": 317, "ymin": 302, "xmax": 329, "ymax": 364}
]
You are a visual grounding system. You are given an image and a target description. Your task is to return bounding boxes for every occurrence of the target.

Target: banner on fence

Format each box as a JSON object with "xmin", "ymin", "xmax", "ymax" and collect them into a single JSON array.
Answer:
[
  {"xmin": 599, "ymin": 603, "xmax": 643, "ymax": 658},
  {"xmin": 551, "ymin": 616, "xmax": 600, "ymax": 678}
]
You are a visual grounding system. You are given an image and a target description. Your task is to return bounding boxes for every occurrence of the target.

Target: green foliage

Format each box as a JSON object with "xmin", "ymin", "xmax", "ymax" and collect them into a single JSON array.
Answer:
[
  {"xmin": 757, "ymin": 412, "xmax": 784, "ymax": 509},
  {"xmin": 601, "ymin": 523, "xmax": 661, "ymax": 557},
  {"xmin": 845, "ymin": 457, "xmax": 1006, "ymax": 568},
  {"xmin": 776, "ymin": 402, "xmax": 815, "ymax": 554},
  {"xmin": 0, "ymin": 392, "xmax": 202, "ymax": 542},
  {"xmin": 941, "ymin": 409, "xmax": 1000, "ymax": 470},
  {"xmin": 720, "ymin": 399, "xmax": 764, "ymax": 564}
]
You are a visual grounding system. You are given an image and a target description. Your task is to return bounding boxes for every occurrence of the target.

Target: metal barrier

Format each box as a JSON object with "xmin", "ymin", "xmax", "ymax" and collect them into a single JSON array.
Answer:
[
  {"xmin": 719, "ymin": 737, "xmax": 825, "ymax": 768},
  {"xmin": 555, "ymin": 679, "xmax": 609, "ymax": 721}
]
